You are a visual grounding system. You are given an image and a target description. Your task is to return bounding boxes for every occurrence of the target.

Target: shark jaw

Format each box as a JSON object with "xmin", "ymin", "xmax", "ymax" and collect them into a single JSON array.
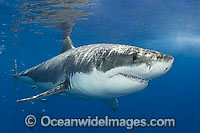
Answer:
[{"xmin": 111, "ymin": 73, "xmax": 149, "ymax": 84}]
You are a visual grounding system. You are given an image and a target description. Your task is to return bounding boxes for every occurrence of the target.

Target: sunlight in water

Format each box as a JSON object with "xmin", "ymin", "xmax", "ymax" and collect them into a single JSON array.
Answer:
[{"xmin": 174, "ymin": 34, "xmax": 200, "ymax": 46}]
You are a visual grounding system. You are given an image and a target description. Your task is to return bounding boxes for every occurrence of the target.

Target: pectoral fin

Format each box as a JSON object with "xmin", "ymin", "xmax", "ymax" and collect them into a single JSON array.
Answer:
[
  {"xmin": 17, "ymin": 83, "xmax": 67, "ymax": 102},
  {"xmin": 104, "ymin": 98, "xmax": 119, "ymax": 111}
]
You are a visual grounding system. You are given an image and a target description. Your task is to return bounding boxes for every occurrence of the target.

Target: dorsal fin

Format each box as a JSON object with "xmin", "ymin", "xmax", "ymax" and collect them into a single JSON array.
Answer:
[{"xmin": 61, "ymin": 36, "xmax": 75, "ymax": 53}]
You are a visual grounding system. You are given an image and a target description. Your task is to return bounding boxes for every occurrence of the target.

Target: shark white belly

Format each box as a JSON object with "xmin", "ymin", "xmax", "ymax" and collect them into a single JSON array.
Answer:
[{"xmin": 67, "ymin": 68, "xmax": 148, "ymax": 99}]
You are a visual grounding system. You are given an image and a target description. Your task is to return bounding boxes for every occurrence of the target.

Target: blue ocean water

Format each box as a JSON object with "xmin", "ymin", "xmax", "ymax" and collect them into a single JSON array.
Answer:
[{"xmin": 0, "ymin": 0, "xmax": 200, "ymax": 132}]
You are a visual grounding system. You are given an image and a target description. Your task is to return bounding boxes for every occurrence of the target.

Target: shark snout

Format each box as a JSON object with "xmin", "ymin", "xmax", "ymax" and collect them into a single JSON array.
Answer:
[
  {"xmin": 147, "ymin": 55, "xmax": 174, "ymax": 80},
  {"xmin": 163, "ymin": 56, "xmax": 174, "ymax": 72}
]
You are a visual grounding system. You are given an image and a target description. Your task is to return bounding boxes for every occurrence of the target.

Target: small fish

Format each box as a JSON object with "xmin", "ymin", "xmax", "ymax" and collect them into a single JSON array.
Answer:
[
  {"xmin": 31, "ymin": 85, "xmax": 38, "ymax": 90},
  {"xmin": 40, "ymin": 99, "xmax": 48, "ymax": 103}
]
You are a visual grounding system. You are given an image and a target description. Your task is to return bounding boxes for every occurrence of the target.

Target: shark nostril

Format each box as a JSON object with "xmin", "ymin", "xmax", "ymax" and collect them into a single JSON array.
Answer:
[
  {"xmin": 164, "ymin": 67, "xmax": 168, "ymax": 71},
  {"xmin": 166, "ymin": 55, "xmax": 174, "ymax": 62}
]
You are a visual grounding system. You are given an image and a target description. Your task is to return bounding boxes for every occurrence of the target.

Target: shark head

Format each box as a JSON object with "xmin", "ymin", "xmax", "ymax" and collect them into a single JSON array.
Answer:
[
  {"xmin": 98, "ymin": 45, "xmax": 174, "ymax": 81},
  {"xmin": 69, "ymin": 44, "xmax": 174, "ymax": 99}
]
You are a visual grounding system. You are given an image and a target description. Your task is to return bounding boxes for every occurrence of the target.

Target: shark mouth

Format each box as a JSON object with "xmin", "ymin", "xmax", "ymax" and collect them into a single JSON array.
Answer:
[{"xmin": 116, "ymin": 73, "xmax": 149, "ymax": 84}]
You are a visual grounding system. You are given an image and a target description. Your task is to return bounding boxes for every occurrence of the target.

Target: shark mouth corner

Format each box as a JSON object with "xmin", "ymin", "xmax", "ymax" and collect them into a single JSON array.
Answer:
[{"xmin": 111, "ymin": 73, "xmax": 149, "ymax": 84}]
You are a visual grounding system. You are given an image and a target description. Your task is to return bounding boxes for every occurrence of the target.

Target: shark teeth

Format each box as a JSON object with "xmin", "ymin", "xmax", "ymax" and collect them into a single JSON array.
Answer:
[{"xmin": 118, "ymin": 73, "xmax": 149, "ymax": 84}]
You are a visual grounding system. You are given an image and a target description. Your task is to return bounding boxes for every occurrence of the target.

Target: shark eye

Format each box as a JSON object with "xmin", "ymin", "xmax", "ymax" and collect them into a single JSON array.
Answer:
[{"xmin": 132, "ymin": 53, "xmax": 137, "ymax": 61}]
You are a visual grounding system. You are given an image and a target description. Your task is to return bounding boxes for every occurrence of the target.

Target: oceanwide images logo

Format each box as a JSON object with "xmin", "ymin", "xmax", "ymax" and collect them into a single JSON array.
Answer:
[{"xmin": 24, "ymin": 114, "xmax": 176, "ymax": 129}]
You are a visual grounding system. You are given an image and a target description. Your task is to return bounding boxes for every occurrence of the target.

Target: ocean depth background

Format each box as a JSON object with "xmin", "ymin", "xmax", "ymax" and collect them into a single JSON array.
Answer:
[{"xmin": 0, "ymin": 0, "xmax": 200, "ymax": 132}]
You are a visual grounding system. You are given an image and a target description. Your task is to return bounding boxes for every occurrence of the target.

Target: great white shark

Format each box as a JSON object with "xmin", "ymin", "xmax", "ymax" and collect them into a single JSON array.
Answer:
[{"xmin": 15, "ymin": 36, "xmax": 174, "ymax": 110}]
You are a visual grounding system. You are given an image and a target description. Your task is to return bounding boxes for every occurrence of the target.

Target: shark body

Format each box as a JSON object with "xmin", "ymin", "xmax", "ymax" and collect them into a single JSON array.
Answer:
[{"xmin": 15, "ymin": 38, "xmax": 174, "ymax": 110}]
